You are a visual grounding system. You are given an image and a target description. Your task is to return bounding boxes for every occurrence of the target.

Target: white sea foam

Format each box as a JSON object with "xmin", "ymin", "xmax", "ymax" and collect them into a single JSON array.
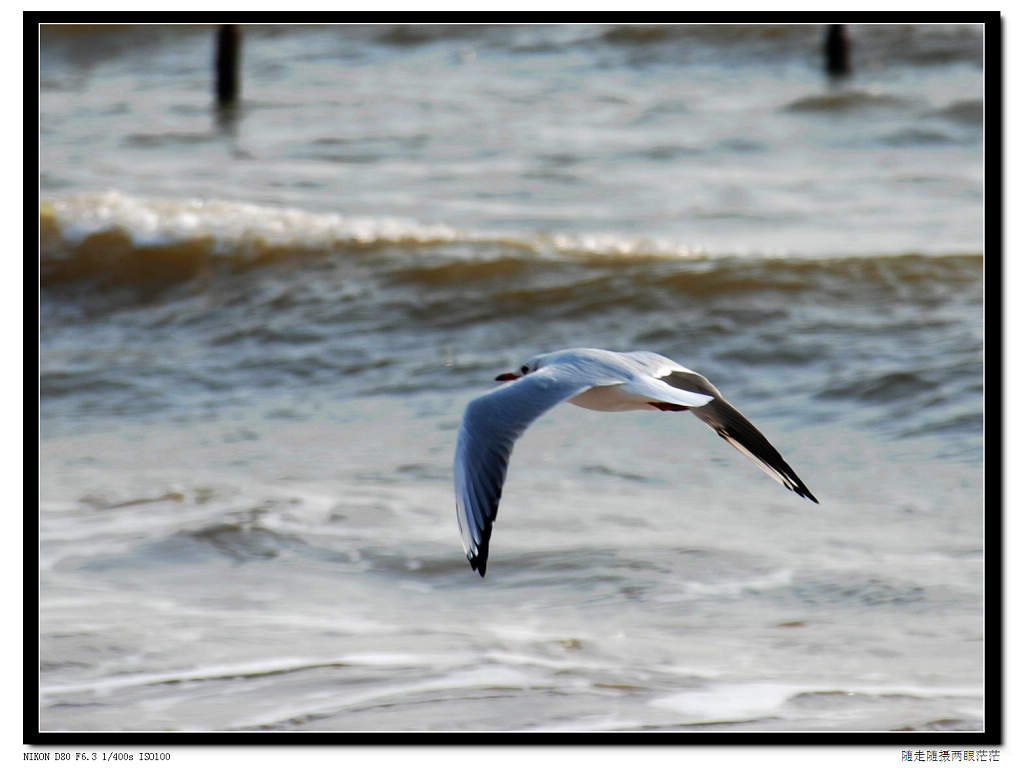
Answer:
[
  {"xmin": 650, "ymin": 682, "xmax": 808, "ymax": 722},
  {"xmin": 650, "ymin": 680, "xmax": 983, "ymax": 724},
  {"xmin": 43, "ymin": 190, "xmax": 737, "ymax": 263},
  {"xmin": 652, "ymin": 569, "xmax": 795, "ymax": 603},
  {"xmin": 46, "ymin": 190, "xmax": 465, "ymax": 253},
  {"xmin": 227, "ymin": 665, "xmax": 548, "ymax": 730},
  {"xmin": 39, "ymin": 651, "xmax": 465, "ymax": 698}
]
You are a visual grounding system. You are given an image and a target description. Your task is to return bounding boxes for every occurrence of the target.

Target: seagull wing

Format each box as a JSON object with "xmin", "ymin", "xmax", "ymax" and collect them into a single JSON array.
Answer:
[
  {"xmin": 455, "ymin": 367, "xmax": 593, "ymax": 577},
  {"xmin": 661, "ymin": 369, "xmax": 819, "ymax": 503}
]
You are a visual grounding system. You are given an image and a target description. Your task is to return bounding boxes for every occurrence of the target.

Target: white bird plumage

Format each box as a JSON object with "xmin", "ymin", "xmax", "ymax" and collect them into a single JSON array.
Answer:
[{"xmin": 454, "ymin": 348, "xmax": 818, "ymax": 577}]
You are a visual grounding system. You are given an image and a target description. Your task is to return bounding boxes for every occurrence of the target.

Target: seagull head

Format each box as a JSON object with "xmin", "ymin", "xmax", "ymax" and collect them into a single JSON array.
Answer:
[
  {"xmin": 495, "ymin": 363, "xmax": 530, "ymax": 381},
  {"xmin": 494, "ymin": 353, "xmax": 548, "ymax": 381}
]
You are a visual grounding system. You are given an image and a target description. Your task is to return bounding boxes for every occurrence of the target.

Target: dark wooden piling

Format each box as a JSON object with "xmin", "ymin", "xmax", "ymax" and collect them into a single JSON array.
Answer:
[
  {"xmin": 215, "ymin": 24, "xmax": 242, "ymax": 106},
  {"xmin": 824, "ymin": 24, "xmax": 850, "ymax": 78}
]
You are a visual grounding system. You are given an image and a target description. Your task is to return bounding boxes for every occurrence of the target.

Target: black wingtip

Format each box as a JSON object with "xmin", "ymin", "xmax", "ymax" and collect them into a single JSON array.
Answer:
[
  {"xmin": 469, "ymin": 542, "xmax": 489, "ymax": 578},
  {"xmin": 794, "ymin": 484, "xmax": 819, "ymax": 504}
]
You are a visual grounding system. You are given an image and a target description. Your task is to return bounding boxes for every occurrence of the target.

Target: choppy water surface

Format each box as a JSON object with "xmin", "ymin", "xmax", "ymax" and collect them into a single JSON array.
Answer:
[{"xmin": 38, "ymin": 23, "xmax": 986, "ymax": 733}]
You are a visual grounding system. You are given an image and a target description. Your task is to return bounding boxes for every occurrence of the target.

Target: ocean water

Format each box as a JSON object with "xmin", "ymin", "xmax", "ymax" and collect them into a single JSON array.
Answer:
[{"xmin": 37, "ymin": 23, "xmax": 986, "ymax": 733}]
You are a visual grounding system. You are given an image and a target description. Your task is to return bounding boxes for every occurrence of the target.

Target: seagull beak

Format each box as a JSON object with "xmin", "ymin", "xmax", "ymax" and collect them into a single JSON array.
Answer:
[{"xmin": 495, "ymin": 372, "xmax": 520, "ymax": 381}]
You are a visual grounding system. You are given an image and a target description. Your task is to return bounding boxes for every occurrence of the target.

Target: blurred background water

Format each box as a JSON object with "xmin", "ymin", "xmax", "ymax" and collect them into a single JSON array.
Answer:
[{"xmin": 38, "ymin": 23, "xmax": 985, "ymax": 732}]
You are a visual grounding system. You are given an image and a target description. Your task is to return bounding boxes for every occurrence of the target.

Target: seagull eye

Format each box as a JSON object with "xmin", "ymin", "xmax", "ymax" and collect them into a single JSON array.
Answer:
[{"xmin": 521, "ymin": 365, "xmax": 530, "ymax": 375}]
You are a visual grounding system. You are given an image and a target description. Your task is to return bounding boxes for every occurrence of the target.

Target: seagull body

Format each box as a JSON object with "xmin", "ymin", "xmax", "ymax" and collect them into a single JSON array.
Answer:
[{"xmin": 454, "ymin": 348, "xmax": 818, "ymax": 577}]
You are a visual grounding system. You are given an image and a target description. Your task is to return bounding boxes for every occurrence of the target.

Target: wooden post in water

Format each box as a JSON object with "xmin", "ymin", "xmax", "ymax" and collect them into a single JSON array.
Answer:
[
  {"xmin": 215, "ymin": 24, "xmax": 242, "ymax": 106},
  {"xmin": 824, "ymin": 24, "xmax": 850, "ymax": 78}
]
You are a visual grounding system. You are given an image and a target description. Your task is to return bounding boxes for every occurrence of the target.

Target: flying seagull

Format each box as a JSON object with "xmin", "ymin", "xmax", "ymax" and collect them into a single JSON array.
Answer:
[{"xmin": 454, "ymin": 348, "xmax": 818, "ymax": 577}]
